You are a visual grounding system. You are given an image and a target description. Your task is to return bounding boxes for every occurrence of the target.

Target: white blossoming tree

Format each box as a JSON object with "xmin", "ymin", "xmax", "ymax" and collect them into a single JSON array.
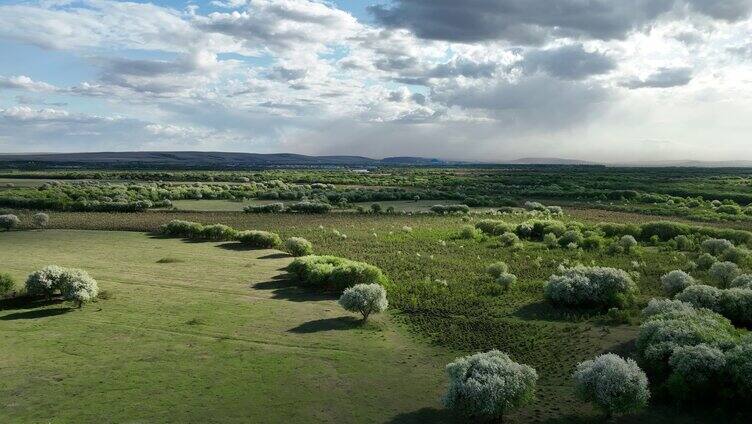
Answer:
[
  {"xmin": 443, "ymin": 350, "xmax": 537, "ymax": 422},
  {"xmin": 338, "ymin": 283, "xmax": 387, "ymax": 321},
  {"xmin": 573, "ymin": 353, "xmax": 650, "ymax": 418}
]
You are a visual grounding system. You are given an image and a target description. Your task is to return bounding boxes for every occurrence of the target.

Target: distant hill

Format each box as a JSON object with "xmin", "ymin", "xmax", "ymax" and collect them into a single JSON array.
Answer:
[
  {"xmin": 507, "ymin": 157, "xmax": 598, "ymax": 165},
  {"xmin": 0, "ymin": 151, "xmax": 453, "ymax": 168}
]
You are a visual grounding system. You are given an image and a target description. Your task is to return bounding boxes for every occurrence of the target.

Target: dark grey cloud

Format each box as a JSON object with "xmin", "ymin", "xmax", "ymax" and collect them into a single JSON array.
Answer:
[
  {"xmin": 621, "ymin": 67, "xmax": 693, "ymax": 89},
  {"xmin": 685, "ymin": 0, "xmax": 752, "ymax": 21},
  {"xmin": 427, "ymin": 58, "xmax": 498, "ymax": 79},
  {"xmin": 521, "ymin": 44, "xmax": 615, "ymax": 80},
  {"xmin": 433, "ymin": 75, "xmax": 610, "ymax": 129},
  {"xmin": 369, "ymin": 0, "xmax": 752, "ymax": 44},
  {"xmin": 369, "ymin": 0, "xmax": 675, "ymax": 44}
]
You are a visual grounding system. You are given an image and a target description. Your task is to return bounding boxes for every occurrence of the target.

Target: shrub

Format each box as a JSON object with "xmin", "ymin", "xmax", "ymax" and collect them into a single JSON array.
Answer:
[
  {"xmin": 0, "ymin": 214, "xmax": 20, "ymax": 231},
  {"xmin": 641, "ymin": 298, "xmax": 695, "ymax": 318},
  {"xmin": 25, "ymin": 265, "xmax": 66, "ymax": 298},
  {"xmin": 559, "ymin": 230, "xmax": 584, "ymax": 248},
  {"xmin": 717, "ymin": 204, "xmax": 741, "ymax": 215},
  {"xmin": 573, "ymin": 354, "xmax": 649, "ymax": 417},
  {"xmin": 159, "ymin": 219, "xmax": 204, "ymax": 238},
  {"xmin": 709, "ymin": 261, "xmax": 740, "ymax": 287},
  {"xmin": 475, "ymin": 219, "xmax": 513, "ymax": 236},
  {"xmin": 598, "ymin": 223, "xmax": 641, "ymax": 238},
  {"xmin": 719, "ymin": 288, "xmax": 752, "ymax": 327},
  {"xmin": 636, "ymin": 307, "xmax": 737, "ymax": 371},
  {"xmin": 547, "ymin": 205, "xmax": 563, "ymax": 215},
  {"xmin": 499, "ymin": 232, "xmax": 519, "ymax": 247},
  {"xmin": 32, "ymin": 212, "xmax": 49, "ymax": 228},
  {"xmin": 543, "ymin": 232, "xmax": 558, "ymax": 249},
  {"xmin": 724, "ymin": 340, "xmax": 752, "ymax": 397},
  {"xmin": 702, "ymin": 238, "xmax": 734, "ymax": 256},
  {"xmin": 287, "ymin": 201, "xmax": 331, "ymax": 213},
  {"xmin": 619, "ymin": 235, "xmax": 638, "ymax": 252},
  {"xmin": 284, "ymin": 237, "xmax": 313, "ymax": 256},
  {"xmin": 496, "ymin": 273, "xmax": 517, "ymax": 291},
  {"xmin": 581, "ymin": 235, "xmax": 604, "ymax": 251},
  {"xmin": 530, "ymin": 220, "xmax": 566, "ymax": 239},
  {"xmin": 200, "ymin": 224, "xmax": 237, "ymax": 241},
  {"xmin": 661, "ymin": 270, "xmax": 696, "ymax": 296},
  {"xmin": 59, "ymin": 268, "xmax": 99, "ymax": 308},
  {"xmin": 730, "ymin": 274, "xmax": 752, "ymax": 289},
  {"xmin": 237, "ymin": 230, "xmax": 282, "ymax": 248},
  {"xmin": 486, "ymin": 262, "xmax": 509, "ymax": 279},
  {"xmin": 674, "ymin": 235, "xmax": 695, "ymax": 251},
  {"xmin": 443, "ymin": 350, "xmax": 537, "ymax": 422},
  {"xmin": 430, "ymin": 204, "xmax": 470, "ymax": 214},
  {"xmin": 287, "ymin": 255, "xmax": 388, "ymax": 292},
  {"xmin": 696, "ymin": 253, "xmax": 717, "ymax": 270},
  {"xmin": 0, "ymin": 272, "xmax": 14, "ymax": 296},
  {"xmin": 370, "ymin": 203, "xmax": 382, "ymax": 213},
  {"xmin": 719, "ymin": 247, "xmax": 747, "ymax": 264},
  {"xmin": 544, "ymin": 266, "xmax": 637, "ymax": 308},
  {"xmin": 338, "ymin": 283, "xmax": 388, "ymax": 320},
  {"xmin": 666, "ymin": 344, "xmax": 725, "ymax": 401},
  {"xmin": 459, "ymin": 225, "xmax": 479, "ymax": 239},
  {"xmin": 243, "ymin": 203, "xmax": 284, "ymax": 213},
  {"xmin": 676, "ymin": 285, "xmax": 723, "ymax": 311}
]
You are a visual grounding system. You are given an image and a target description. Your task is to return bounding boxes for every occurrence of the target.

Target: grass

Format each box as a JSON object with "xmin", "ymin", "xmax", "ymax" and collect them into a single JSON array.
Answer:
[{"xmin": 0, "ymin": 230, "xmax": 457, "ymax": 423}]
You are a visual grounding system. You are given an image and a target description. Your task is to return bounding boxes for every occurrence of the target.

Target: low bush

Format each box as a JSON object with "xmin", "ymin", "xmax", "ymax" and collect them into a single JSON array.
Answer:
[
  {"xmin": 559, "ymin": 230, "xmax": 584, "ymax": 248},
  {"xmin": 696, "ymin": 253, "xmax": 717, "ymax": 270},
  {"xmin": 243, "ymin": 203, "xmax": 284, "ymax": 213},
  {"xmin": 709, "ymin": 261, "xmax": 740, "ymax": 288},
  {"xmin": 430, "ymin": 204, "xmax": 470, "ymax": 214},
  {"xmin": 619, "ymin": 235, "xmax": 638, "ymax": 252},
  {"xmin": 287, "ymin": 201, "xmax": 331, "ymax": 213},
  {"xmin": 573, "ymin": 354, "xmax": 650, "ymax": 417},
  {"xmin": 475, "ymin": 219, "xmax": 514, "ymax": 236},
  {"xmin": 237, "ymin": 230, "xmax": 282, "ymax": 248},
  {"xmin": 719, "ymin": 288, "xmax": 752, "ymax": 327},
  {"xmin": 499, "ymin": 232, "xmax": 520, "ymax": 247},
  {"xmin": 666, "ymin": 344, "xmax": 725, "ymax": 402},
  {"xmin": 338, "ymin": 283, "xmax": 388, "ymax": 320},
  {"xmin": 200, "ymin": 224, "xmax": 237, "ymax": 241},
  {"xmin": 598, "ymin": 222, "xmax": 641, "ymax": 238},
  {"xmin": 25, "ymin": 265, "xmax": 66, "ymax": 298},
  {"xmin": 676, "ymin": 285, "xmax": 723, "ymax": 311},
  {"xmin": 724, "ymin": 340, "xmax": 752, "ymax": 398},
  {"xmin": 702, "ymin": 238, "xmax": 734, "ymax": 256},
  {"xmin": 674, "ymin": 235, "xmax": 695, "ymax": 251},
  {"xmin": 159, "ymin": 219, "xmax": 204, "ymax": 238},
  {"xmin": 32, "ymin": 212, "xmax": 49, "ymax": 228},
  {"xmin": 496, "ymin": 273, "xmax": 517, "ymax": 291},
  {"xmin": 661, "ymin": 270, "xmax": 696, "ymax": 296},
  {"xmin": 0, "ymin": 272, "xmax": 14, "ymax": 295},
  {"xmin": 486, "ymin": 262, "xmax": 509, "ymax": 279},
  {"xmin": 443, "ymin": 350, "xmax": 537, "ymax": 422},
  {"xmin": 730, "ymin": 274, "xmax": 752, "ymax": 289},
  {"xmin": 544, "ymin": 266, "xmax": 637, "ymax": 308},
  {"xmin": 0, "ymin": 214, "xmax": 20, "ymax": 231},
  {"xmin": 287, "ymin": 255, "xmax": 388, "ymax": 292},
  {"xmin": 641, "ymin": 298, "xmax": 695, "ymax": 318},
  {"xmin": 284, "ymin": 237, "xmax": 313, "ymax": 256},
  {"xmin": 581, "ymin": 235, "xmax": 604, "ymax": 251},
  {"xmin": 459, "ymin": 225, "xmax": 480, "ymax": 239}
]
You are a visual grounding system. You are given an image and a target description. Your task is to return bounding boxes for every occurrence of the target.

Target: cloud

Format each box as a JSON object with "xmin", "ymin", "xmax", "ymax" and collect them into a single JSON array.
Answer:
[
  {"xmin": 0, "ymin": 75, "xmax": 58, "ymax": 92},
  {"xmin": 621, "ymin": 67, "xmax": 693, "ymax": 88},
  {"xmin": 369, "ymin": 0, "xmax": 752, "ymax": 44},
  {"xmin": 520, "ymin": 44, "xmax": 616, "ymax": 80}
]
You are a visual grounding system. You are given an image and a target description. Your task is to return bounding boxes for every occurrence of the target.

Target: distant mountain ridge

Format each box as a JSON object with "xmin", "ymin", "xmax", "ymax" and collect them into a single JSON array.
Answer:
[{"xmin": 0, "ymin": 151, "xmax": 456, "ymax": 167}]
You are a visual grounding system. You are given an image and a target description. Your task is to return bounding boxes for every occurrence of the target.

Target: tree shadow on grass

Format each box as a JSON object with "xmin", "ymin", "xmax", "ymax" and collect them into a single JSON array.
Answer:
[
  {"xmin": 216, "ymin": 242, "xmax": 283, "ymax": 252},
  {"xmin": 258, "ymin": 252, "xmax": 290, "ymax": 259},
  {"xmin": 252, "ymin": 275, "xmax": 335, "ymax": 302},
  {"xmin": 1, "ymin": 307, "xmax": 72, "ymax": 320},
  {"xmin": 288, "ymin": 316, "xmax": 361, "ymax": 333},
  {"xmin": 386, "ymin": 407, "xmax": 460, "ymax": 424},
  {"xmin": 514, "ymin": 301, "xmax": 602, "ymax": 323},
  {"xmin": 0, "ymin": 295, "xmax": 65, "ymax": 311}
]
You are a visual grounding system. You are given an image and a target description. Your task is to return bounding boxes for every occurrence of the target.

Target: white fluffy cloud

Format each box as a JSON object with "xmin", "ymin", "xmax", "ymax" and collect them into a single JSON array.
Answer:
[{"xmin": 0, "ymin": 0, "xmax": 751, "ymax": 161}]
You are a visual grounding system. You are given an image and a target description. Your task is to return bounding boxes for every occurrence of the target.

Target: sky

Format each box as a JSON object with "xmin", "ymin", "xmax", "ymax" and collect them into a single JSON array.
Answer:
[{"xmin": 1, "ymin": 0, "xmax": 752, "ymax": 162}]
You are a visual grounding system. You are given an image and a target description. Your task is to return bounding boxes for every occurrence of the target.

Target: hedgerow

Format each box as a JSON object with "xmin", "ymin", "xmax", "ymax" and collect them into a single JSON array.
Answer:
[
  {"xmin": 243, "ymin": 203, "xmax": 284, "ymax": 213},
  {"xmin": 286, "ymin": 255, "xmax": 388, "ymax": 292},
  {"xmin": 237, "ymin": 230, "xmax": 282, "ymax": 248}
]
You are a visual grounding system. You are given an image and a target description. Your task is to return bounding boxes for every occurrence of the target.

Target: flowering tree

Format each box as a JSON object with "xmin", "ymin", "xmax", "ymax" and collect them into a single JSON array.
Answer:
[
  {"xmin": 573, "ymin": 354, "xmax": 650, "ymax": 418},
  {"xmin": 338, "ymin": 283, "xmax": 387, "ymax": 321}
]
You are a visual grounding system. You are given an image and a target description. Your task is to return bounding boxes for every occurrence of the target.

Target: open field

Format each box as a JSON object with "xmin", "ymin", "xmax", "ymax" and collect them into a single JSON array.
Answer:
[{"xmin": 0, "ymin": 230, "xmax": 456, "ymax": 423}]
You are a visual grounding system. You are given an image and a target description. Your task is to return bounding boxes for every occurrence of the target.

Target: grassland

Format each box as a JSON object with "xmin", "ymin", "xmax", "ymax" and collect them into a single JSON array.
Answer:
[{"xmin": 0, "ymin": 230, "xmax": 456, "ymax": 423}]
